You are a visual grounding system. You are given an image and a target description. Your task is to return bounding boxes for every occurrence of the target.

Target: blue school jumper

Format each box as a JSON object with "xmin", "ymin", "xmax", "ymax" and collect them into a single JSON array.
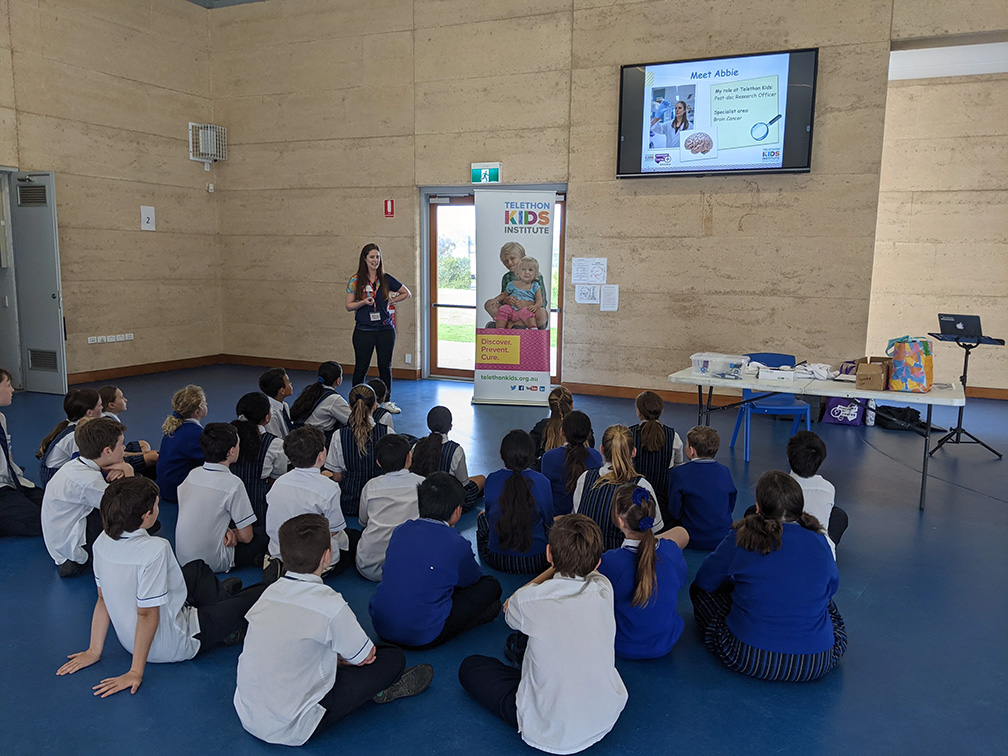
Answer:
[
  {"xmin": 338, "ymin": 424, "xmax": 389, "ymax": 517},
  {"xmin": 232, "ymin": 432, "xmax": 276, "ymax": 523},
  {"xmin": 630, "ymin": 423, "xmax": 676, "ymax": 514},
  {"xmin": 599, "ymin": 539, "xmax": 688, "ymax": 659},
  {"xmin": 477, "ymin": 469, "xmax": 554, "ymax": 574},
  {"xmin": 577, "ymin": 468, "xmax": 645, "ymax": 551},
  {"xmin": 668, "ymin": 459, "xmax": 738, "ymax": 549},
  {"xmin": 156, "ymin": 421, "xmax": 204, "ymax": 503},
  {"xmin": 540, "ymin": 445, "xmax": 604, "ymax": 516},
  {"xmin": 39, "ymin": 425, "xmax": 76, "ymax": 487}
]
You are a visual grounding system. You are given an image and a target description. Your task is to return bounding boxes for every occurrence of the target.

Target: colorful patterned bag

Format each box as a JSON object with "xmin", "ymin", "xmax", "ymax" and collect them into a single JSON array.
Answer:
[{"xmin": 885, "ymin": 336, "xmax": 933, "ymax": 393}]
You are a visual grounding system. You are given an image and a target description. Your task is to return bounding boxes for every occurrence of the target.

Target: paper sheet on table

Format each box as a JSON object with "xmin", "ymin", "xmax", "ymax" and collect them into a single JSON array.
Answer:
[
  {"xmin": 600, "ymin": 284, "xmax": 619, "ymax": 312},
  {"xmin": 574, "ymin": 285, "xmax": 600, "ymax": 304},
  {"xmin": 571, "ymin": 257, "xmax": 607, "ymax": 284}
]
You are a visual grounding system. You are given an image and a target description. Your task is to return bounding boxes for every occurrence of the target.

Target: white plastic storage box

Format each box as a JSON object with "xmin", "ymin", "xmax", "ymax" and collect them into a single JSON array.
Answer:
[{"xmin": 690, "ymin": 353, "xmax": 749, "ymax": 377}]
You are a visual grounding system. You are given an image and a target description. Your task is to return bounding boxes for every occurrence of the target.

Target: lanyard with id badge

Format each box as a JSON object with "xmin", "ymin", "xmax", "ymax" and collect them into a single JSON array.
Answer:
[{"xmin": 366, "ymin": 283, "xmax": 382, "ymax": 322}]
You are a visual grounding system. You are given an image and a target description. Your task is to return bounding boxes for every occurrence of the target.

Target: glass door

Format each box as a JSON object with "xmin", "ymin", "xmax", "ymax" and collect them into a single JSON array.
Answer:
[{"xmin": 428, "ymin": 194, "xmax": 565, "ymax": 381}]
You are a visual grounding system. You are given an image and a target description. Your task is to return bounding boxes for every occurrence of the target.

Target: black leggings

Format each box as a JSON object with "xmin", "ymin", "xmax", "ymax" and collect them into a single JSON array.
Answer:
[{"xmin": 352, "ymin": 328, "xmax": 396, "ymax": 398}]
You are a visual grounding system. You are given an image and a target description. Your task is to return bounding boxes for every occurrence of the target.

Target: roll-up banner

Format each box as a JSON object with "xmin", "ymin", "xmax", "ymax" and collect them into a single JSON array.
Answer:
[{"xmin": 473, "ymin": 189, "xmax": 555, "ymax": 406}]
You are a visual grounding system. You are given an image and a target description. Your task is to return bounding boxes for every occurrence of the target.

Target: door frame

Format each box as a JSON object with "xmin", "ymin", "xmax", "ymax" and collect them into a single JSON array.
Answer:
[{"xmin": 419, "ymin": 183, "xmax": 568, "ymax": 383}]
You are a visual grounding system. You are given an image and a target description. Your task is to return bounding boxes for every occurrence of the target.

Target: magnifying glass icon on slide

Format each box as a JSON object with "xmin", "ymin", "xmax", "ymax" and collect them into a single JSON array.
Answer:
[{"xmin": 750, "ymin": 114, "xmax": 782, "ymax": 141}]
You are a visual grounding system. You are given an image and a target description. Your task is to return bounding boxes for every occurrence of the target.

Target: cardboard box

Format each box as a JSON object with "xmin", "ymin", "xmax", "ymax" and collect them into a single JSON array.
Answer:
[{"xmin": 855, "ymin": 356, "xmax": 892, "ymax": 391}]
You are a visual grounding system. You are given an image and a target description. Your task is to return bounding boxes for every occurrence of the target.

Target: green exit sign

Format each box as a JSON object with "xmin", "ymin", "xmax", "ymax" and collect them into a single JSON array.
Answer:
[{"xmin": 471, "ymin": 162, "xmax": 502, "ymax": 184}]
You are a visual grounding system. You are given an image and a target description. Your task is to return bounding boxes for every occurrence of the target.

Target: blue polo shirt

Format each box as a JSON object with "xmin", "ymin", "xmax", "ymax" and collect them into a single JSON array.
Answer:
[
  {"xmin": 369, "ymin": 518, "xmax": 483, "ymax": 646},
  {"xmin": 540, "ymin": 445, "xmax": 603, "ymax": 516},
  {"xmin": 667, "ymin": 458, "xmax": 737, "ymax": 549},
  {"xmin": 599, "ymin": 539, "xmax": 687, "ymax": 659},
  {"xmin": 347, "ymin": 274, "xmax": 402, "ymax": 331}
]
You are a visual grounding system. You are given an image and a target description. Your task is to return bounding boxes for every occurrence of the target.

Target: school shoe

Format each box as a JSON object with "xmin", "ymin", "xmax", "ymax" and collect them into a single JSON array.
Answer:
[
  {"xmin": 504, "ymin": 631, "xmax": 528, "ymax": 667},
  {"xmin": 262, "ymin": 554, "xmax": 285, "ymax": 585},
  {"xmin": 57, "ymin": 560, "xmax": 87, "ymax": 578},
  {"xmin": 383, "ymin": 400, "xmax": 402, "ymax": 414},
  {"xmin": 372, "ymin": 663, "xmax": 434, "ymax": 704},
  {"xmin": 222, "ymin": 626, "xmax": 247, "ymax": 647},
  {"xmin": 221, "ymin": 577, "xmax": 243, "ymax": 596}
]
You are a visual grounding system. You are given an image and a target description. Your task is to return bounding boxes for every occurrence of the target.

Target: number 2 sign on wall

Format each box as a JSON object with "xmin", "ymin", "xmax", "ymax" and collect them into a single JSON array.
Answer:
[{"xmin": 140, "ymin": 205, "xmax": 156, "ymax": 231}]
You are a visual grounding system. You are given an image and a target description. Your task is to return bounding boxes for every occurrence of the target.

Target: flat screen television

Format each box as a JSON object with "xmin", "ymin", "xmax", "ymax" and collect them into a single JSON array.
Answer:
[{"xmin": 616, "ymin": 48, "xmax": 818, "ymax": 178}]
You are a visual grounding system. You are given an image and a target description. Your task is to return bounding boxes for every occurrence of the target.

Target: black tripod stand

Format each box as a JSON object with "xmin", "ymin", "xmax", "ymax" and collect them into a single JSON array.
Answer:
[{"xmin": 927, "ymin": 334, "xmax": 1004, "ymax": 458}]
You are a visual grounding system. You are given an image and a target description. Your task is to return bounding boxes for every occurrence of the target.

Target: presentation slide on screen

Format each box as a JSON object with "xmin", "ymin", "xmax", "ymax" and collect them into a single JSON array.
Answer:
[{"xmin": 640, "ymin": 52, "xmax": 790, "ymax": 173}]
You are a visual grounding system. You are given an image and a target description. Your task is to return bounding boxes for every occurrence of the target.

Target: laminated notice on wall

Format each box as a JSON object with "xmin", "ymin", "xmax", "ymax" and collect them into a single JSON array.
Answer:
[
  {"xmin": 574, "ymin": 285, "xmax": 600, "ymax": 304},
  {"xmin": 600, "ymin": 284, "xmax": 619, "ymax": 312},
  {"xmin": 571, "ymin": 257, "xmax": 607, "ymax": 284}
]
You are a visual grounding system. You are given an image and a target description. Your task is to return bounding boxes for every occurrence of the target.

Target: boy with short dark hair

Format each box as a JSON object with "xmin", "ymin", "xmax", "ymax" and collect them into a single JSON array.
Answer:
[
  {"xmin": 175, "ymin": 422, "xmax": 266, "ymax": 573},
  {"xmin": 57, "ymin": 477, "xmax": 267, "ymax": 698},
  {"xmin": 458, "ymin": 514, "xmax": 627, "ymax": 753},
  {"xmin": 355, "ymin": 434, "xmax": 423, "ymax": 581},
  {"xmin": 787, "ymin": 430, "xmax": 847, "ymax": 556},
  {"xmin": 265, "ymin": 426, "xmax": 359, "ymax": 581},
  {"xmin": 259, "ymin": 367, "xmax": 293, "ymax": 439},
  {"xmin": 0, "ymin": 367, "xmax": 43, "ymax": 537},
  {"xmin": 370, "ymin": 472, "xmax": 501, "ymax": 647},
  {"xmin": 42, "ymin": 417, "xmax": 134, "ymax": 577},
  {"xmin": 667, "ymin": 426, "xmax": 738, "ymax": 550},
  {"xmin": 234, "ymin": 513, "xmax": 433, "ymax": 746}
]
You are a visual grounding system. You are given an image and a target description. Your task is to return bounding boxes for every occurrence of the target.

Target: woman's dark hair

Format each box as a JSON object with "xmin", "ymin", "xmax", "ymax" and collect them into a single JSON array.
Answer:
[
  {"xmin": 673, "ymin": 102, "xmax": 689, "ymax": 132},
  {"xmin": 232, "ymin": 392, "xmax": 271, "ymax": 464},
  {"xmin": 353, "ymin": 243, "xmax": 388, "ymax": 302},
  {"xmin": 734, "ymin": 469, "xmax": 824, "ymax": 554},
  {"xmin": 636, "ymin": 390, "xmax": 665, "ymax": 453},
  {"xmin": 562, "ymin": 410, "xmax": 593, "ymax": 494},
  {"xmin": 290, "ymin": 361, "xmax": 342, "ymax": 425},
  {"xmin": 494, "ymin": 430, "xmax": 538, "ymax": 553},
  {"xmin": 37, "ymin": 389, "xmax": 101, "ymax": 459}
]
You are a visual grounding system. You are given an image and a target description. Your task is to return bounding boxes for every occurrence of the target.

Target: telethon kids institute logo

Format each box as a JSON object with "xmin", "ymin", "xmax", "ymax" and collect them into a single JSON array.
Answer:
[{"xmin": 503, "ymin": 200, "xmax": 551, "ymax": 235}]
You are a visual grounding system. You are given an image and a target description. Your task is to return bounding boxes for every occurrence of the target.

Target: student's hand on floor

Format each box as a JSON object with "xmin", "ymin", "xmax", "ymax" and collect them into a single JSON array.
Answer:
[
  {"xmin": 93, "ymin": 669, "xmax": 143, "ymax": 698},
  {"xmin": 57, "ymin": 649, "xmax": 100, "ymax": 676},
  {"xmin": 223, "ymin": 529, "xmax": 238, "ymax": 548}
]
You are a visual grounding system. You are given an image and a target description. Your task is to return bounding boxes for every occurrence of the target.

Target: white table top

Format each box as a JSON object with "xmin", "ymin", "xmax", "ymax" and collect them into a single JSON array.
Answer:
[{"xmin": 668, "ymin": 367, "xmax": 965, "ymax": 407}]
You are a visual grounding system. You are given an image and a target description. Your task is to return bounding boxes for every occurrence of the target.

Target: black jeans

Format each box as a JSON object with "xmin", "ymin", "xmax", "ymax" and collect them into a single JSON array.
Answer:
[
  {"xmin": 233, "ymin": 523, "xmax": 269, "ymax": 569},
  {"xmin": 401, "ymin": 575, "xmax": 502, "ymax": 649},
  {"xmin": 0, "ymin": 484, "xmax": 43, "ymax": 537},
  {"xmin": 458, "ymin": 655, "xmax": 520, "ymax": 731},
  {"xmin": 312, "ymin": 645, "xmax": 406, "ymax": 736},
  {"xmin": 352, "ymin": 328, "xmax": 396, "ymax": 398},
  {"xmin": 181, "ymin": 559, "xmax": 267, "ymax": 653}
]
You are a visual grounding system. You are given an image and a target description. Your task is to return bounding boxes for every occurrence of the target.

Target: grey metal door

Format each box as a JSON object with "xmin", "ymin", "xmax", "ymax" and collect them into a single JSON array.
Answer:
[{"xmin": 9, "ymin": 171, "xmax": 66, "ymax": 394}]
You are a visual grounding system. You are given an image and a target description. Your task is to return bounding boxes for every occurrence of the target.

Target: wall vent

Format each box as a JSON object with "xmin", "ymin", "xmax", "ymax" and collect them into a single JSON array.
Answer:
[
  {"xmin": 17, "ymin": 185, "xmax": 47, "ymax": 206},
  {"xmin": 189, "ymin": 123, "xmax": 228, "ymax": 164},
  {"xmin": 28, "ymin": 349, "xmax": 58, "ymax": 372}
]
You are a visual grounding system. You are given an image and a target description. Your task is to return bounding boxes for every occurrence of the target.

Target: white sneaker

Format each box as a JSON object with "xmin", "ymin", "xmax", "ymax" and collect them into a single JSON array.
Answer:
[{"xmin": 384, "ymin": 401, "xmax": 402, "ymax": 414}]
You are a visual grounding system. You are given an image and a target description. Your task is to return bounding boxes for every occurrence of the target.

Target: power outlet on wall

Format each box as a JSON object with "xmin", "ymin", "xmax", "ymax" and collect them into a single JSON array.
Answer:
[
  {"xmin": 87, "ymin": 336, "xmax": 97, "ymax": 344},
  {"xmin": 405, "ymin": 354, "xmax": 412, "ymax": 364}
]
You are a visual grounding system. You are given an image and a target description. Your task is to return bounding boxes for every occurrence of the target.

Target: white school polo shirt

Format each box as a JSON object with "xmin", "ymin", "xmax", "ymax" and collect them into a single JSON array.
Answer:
[
  {"xmin": 264, "ymin": 397, "xmax": 291, "ymax": 439},
  {"xmin": 506, "ymin": 572, "xmax": 628, "ymax": 754},
  {"xmin": 791, "ymin": 471, "xmax": 837, "ymax": 558},
  {"xmin": 93, "ymin": 529, "xmax": 200, "ymax": 663},
  {"xmin": 265, "ymin": 467, "xmax": 348, "ymax": 563},
  {"xmin": 42, "ymin": 457, "xmax": 107, "ymax": 565},
  {"xmin": 306, "ymin": 393, "xmax": 350, "ymax": 434},
  {"xmin": 356, "ymin": 469, "xmax": 423, "ymax": 581},
  {"xmin": 571, "ymin": 463, "xmax": 665, "ymax": 532},
  {"xmin": 42, "ymin": 421, "xmax": 79, "ymax": 470},
  {"xmin": 176, "ymin": 463, "xmax": 257, "ymax": 573},
  {"xmin": 440, "ymin": 434, "xmax": 469, "ymax": 483},
  {"xmin": 258, "ymin": 428, "xmax": 288, "ymax": 479},
  {"xmin": 234, "ymin": 572, "xmax": 374, "ymax": 746},
  {"xmin": 0, "ymin": 412, "xmax": 35, "ymax": 490}
]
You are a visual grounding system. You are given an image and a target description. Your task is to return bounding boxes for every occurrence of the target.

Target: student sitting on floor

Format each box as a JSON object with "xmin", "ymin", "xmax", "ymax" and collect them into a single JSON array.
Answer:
[
  {"xmin": 690, "ymin": 470, "xmax": 847, "ymax": 683},
  {"xmin": 408, "ymin": 406, "xmax": 484, "ymax": 512},
  {"xmin": 573, "ymin": 424, "xmax": 664, "ymax": 551},
  {"xmin": 599, "ymin": 484, "xmax": 690, "ymax": 659},
  {"xmin": 458, "ymin": 513, "xmax": 628, "ymax": 755},
  {"xmin": 258, "ymin": 367, "xmax": 294, "ymax": 440},
  {"xmin": 99, "ymin": 385, "xmax": 159, "ymax": 477},
  {"xmin": 667, "ymin": 426, "xmax": 737, "ymax": 550},
  {"xmin": 370, "ymin": 473, "xmax": 502, "ymax": 648},
  {"xmin": 36, "ymin": 389, "xmax": 103, "ymax": 487},
  {"xmin": 175, "ymin": 423, "xmax": 267, "ymax": 574},
  {"xmin": 156, "ymin": 385, "xmax": 208, "ymax": 504},
  {"xmin": 477, "ymin": 430, "xmax": 554, "ymax": 575},
  {"xmin": 0, "ymin": 367, "xmax": 44, "ymax": 537},
  {"xmin": 289, "ymin": 361, "xmax": 349, "ymax": 447},
  {"xmin": 540, "ymin": 410, "xmax": 602, "ymax": 516},
  {"xmin": 629, "ymin": 390, "xmax": 684, "ymax": 523},
  {"xmin": 355, "ymin": 434, "xmax": 423, "ymax": 582},
  {"xmin": 234, "ymin": 513, "xmax": 433, "ymax": 746},
  {"xmin": 324, "ymin": 384, "xmax": 389, "ymax": 517},
  {"xmin": 57, "ymin": 477, "xmax": 267, "ymax": 698},
  {"xmin": 42, "ymin": 418, "xmax": 134, "ymax": 577},
  {"xmin": 367, "ymin": 378, "xmax": 396, "ymax": 432},
  {"xmin": 265, "ymin": 426, "xmax": 359, "ymax": 583},
  {"xmin": 230, "ymin": 392, "xmax": 288, "ymax": 524},
  {"xmin": 788, "ymin": 430, "xmax": 848, "ymax": 558}
]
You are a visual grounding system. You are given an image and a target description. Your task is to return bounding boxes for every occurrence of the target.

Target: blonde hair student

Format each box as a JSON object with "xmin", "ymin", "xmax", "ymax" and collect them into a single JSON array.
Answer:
[{"xmin": 156, "ymin": 385, "xmax": 207, "ymax": 503}]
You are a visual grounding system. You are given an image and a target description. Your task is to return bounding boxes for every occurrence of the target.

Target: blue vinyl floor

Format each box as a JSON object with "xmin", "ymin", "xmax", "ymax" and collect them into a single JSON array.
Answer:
[{"xmin": 2, "ymin": 364, "xmax": 1006, "ymax": 755}]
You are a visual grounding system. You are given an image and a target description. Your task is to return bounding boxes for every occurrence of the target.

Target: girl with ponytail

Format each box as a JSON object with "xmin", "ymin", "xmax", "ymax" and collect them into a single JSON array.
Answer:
[
  {"xmin": 409, "ymin": 406, "xmax": 485, "ymax": 511},
  {"xmin": 629, "ymin": 391, "xmax": 684, "ymax": 521},
  {"xmin": 156, "ymin": 385, "xmax": 207, "ymax": 503},
  {"xmin": 540, "ymin": 410, "xmax": 602, "ymax": 515},
  {"xmin": 231, "ymin": 392, "xmax": 288, "ymax": 522},
  {"xmin": 690, "ymin": 470, "xmax": 846, "ymax": 682},
  {"xmin": 573, "ymin": 424, "xmax": 664, "ymax": 550},
  {"xmin": 599, "ymin": 484, "xmax": 689, "ymax": 659},
  {"xmin": 529, "ymin": 386, "xmax": 594, "ymax": 462},
  {"xmin": 477, "ymin": 429, "xmax": 554, "ymax": 574},
  {"xmin": 289, "ymin": 361, "xmax": 350, "ymax": 446},
  {"xmin": 37, "ymin": 389, "xmax": 103, "ymax": 486},
  {"xmin": 323, "ymin": 384, "xmax": 388, "ymax": 517}
]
